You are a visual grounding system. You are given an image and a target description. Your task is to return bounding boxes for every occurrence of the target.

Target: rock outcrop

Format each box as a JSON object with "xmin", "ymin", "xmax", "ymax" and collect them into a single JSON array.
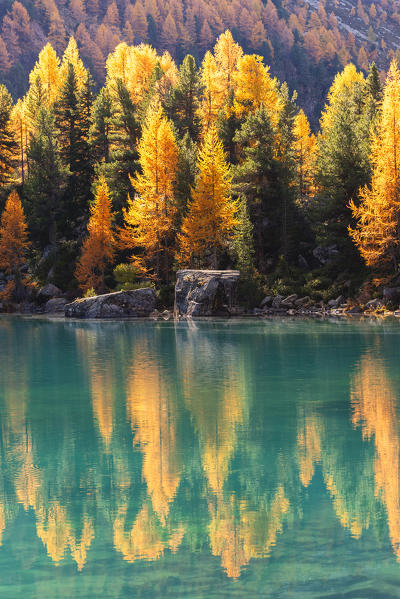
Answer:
[
  {"xmin": 174, "ymin": 270, "xmax": 240, "ymax": 317},
  {"xmin": 64, "ymin": 288, "xmax": 156, "ymax": 318}
]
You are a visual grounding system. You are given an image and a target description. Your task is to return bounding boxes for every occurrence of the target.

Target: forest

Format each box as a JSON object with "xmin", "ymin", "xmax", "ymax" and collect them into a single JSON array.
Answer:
[
  {"xmin": 1, "ymin": 0, "xmax": 400, "ymax": 121},
  {"xmin": 0, "ymin": 28, "xmax": 399, "ymax": 310}
]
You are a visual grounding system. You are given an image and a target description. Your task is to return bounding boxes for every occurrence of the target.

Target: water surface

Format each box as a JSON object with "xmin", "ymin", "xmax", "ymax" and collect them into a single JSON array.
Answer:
[{"xmin": 1, "ymin": 316, "xmax": 400, "ymax": 598}]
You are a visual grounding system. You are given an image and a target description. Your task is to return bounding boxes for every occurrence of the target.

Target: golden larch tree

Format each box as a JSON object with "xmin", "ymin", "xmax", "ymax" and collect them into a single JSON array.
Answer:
[
  {"xmin": 59, "ymin": 37, "xmax": 87, "ymax": 91},
  {"xmin": 0, "ymin": 190, "xmax": 30, "ymax": 299},
  {"xmin": 293, "ymin": 109, "xmax": 316, "ymax": 202},
  {"xmin": 198, "ymin": 51, "xmax": 223, "ymax": 132},
  {"xmin": 120, "ymin": 101, "xmax": 178, "ymax": 282},
  {"xmin": 76, "ymin": 176, "xmax": 115, "ymax": 293},
  {"xmin": 232, "ymin": 54, "xmax": 282, "ymax": 122},
  {"xmin": 349, "ymin": 60, "xmax": 400, "ymax": 271},
  {"xmin": 11, "ymin": 99, "xmax": 28, "ymax": 184},
  {"xmin": 105, "ymin": 42, "xmax": 131, "ymax": 88},
  {"xmin": 213, "ymin": 30, "xmax": 243, "ymax": 100},
  {"xmin": 26, "ymin": 43, "xmax": 60, "ymax": 109},
  {"xmin": 178, "ymin": 126, "xmax": 237, "ymax": 268}
]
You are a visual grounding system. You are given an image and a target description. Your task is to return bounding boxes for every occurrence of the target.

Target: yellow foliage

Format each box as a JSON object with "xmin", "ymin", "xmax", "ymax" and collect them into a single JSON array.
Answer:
[
  {"xmin": 293, "ymin": 109, "xmax": 316, "ymax": 202},
  {"xmin": 214, "ymin": 30, "xmax": 243, "ymax": 99},
  {"xmin": 351, "ymin": 352, "xmax": 400, "ymax": 557},
  {"xmin": 349, "ymin": 60, "xmax": 400, "ymax": 269},
  {"xmin": 198, "ymin": 51, "xmax": 223, "ymax": 131},
  {"xmin": 26, "ymin": 43, "xmax": 60, "ymax": 110},
  {"xmin": 233, "ymin": 54, "xmax": 282, "ymax": 121},
  {"xmin": 178, "ymin": 126, "xmax": 237, "ymax": 268},
  {"xmin": 120, "ymin": 101, "xmax": 178, "ymax": 280},
  {"xmin": 126, "ymin": 43, "xmax": 158, "ymax": 103},
  {"xmin": 59, "ymin": 37, "xmax": 87, "ymax": 91},
  {"xmin": 10, "ymin": 99, "xmax": 28, "ymax": 183},
  {"xmin": 320, "ymin": 63, "xmax": 365, "ymax": 132},
  {"xmin": 105, "ymin": 41, "xmax": 131, "ymax": 88}
]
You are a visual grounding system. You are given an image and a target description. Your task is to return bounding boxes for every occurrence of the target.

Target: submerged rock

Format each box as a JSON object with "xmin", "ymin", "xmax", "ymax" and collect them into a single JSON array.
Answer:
[
  {"xmin": 64, "ymin": 288, "xmax": 156, "ymax": 318},
  {"xmin": 174, "ymin": 269, "xmax": 240, "ymax": 317}
]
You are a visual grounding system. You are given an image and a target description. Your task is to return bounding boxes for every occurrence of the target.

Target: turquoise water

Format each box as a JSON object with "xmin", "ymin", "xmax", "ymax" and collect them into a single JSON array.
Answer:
[{"xmin": 1, "ymin": 316, "xmax": 400, "ymax": 598}]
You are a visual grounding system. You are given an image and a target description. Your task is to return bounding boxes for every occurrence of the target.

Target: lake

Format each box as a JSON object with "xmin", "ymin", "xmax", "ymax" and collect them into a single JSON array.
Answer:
[{"xmin": 1, "ymin": 316, "xmax": 400, "ymax": 598}]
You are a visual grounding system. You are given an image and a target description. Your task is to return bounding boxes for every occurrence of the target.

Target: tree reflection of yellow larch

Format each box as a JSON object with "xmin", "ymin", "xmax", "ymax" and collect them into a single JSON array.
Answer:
[
  {"xmin": 76, "ymin": 329, "xmax": 115, "ymax": 449},
  {"xmin": 297, "ymin": 410, "xmax": 322, "ymax": 488},
  {"xmin": 182, "ymin": 345, "xmax": 246, "ymax": 495},
  {"xmin": 351, "ymin": 353, "xmax": 400, "ymax": 558},
  {"xmin": 113, "ymin": 502, "xmax": 185, "ymax": 563},
  {"xmin": 126, "ymin": 346, "xmax": 182, "ymax": 523},
  {"xmin": 209, "ymin": 486, "xmax": 290, "ymax": 579}
]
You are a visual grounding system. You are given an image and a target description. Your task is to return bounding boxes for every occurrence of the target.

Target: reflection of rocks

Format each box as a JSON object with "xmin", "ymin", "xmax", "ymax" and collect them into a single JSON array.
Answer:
[
  {"xmin": 65, "ymin": 289, "xmax": 156, "ymax": 318},
  {"xmin": 174, "ymin": 270, "xmax": 240, "ymax": 317}
]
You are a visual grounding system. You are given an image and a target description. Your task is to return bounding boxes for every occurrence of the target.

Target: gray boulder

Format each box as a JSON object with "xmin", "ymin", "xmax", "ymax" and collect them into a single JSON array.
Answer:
[
  {"xmin": 281, "ymin": 294, "xmax": 298, "ymax": 306},
  {"xmin": 174, "ymin": 270, "xmax": 240, "ymax": 317},
  {"xmin": 294, "ymin": 296, "xmax": 311, "ymax": 307},
  {"xmin": 45, "ymin": 298, "xmax": 68, "ymax": 313},
  {"xmin": 313, "ymin": 245, "xmax": 339, "ymax": 265},
  {"xmin": 272, "ymin": 295, "xmax": 283, "ymax": 309},
  {"xmin": 38, "ymin": 283, "xmax": 62, "ymax": 299},
  {"xmin": 260, "ymin": 295, "xmax": 273, "ymax": 308},
  {"xmin": 64, "ymin": 288, "xmax": 156, "ymax": 318}
]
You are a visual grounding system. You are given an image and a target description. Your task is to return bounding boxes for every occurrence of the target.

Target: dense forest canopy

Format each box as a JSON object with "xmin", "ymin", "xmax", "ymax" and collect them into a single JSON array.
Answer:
[{"xmin": 1, "ymin": 0, "xmax": 400, "ymax": 121}]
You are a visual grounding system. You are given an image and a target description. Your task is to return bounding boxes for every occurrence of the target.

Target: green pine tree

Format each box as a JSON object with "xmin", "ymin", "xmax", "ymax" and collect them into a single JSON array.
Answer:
[
  {"xmin": 103, "ymin": 79, "xmax": 140, "ymax": 218},
  {"xmin": 90, "ymin": 86, "xmax": 113, "ymax": 164},
  {"xmin": 166, "ymin": 55, "xmax": 201, "ymax": 141},
  {"xmin": 55, "ymin": 63, "xmax": 95, "ymax": 223},
  {"xmin": 233, "ymin": 105, "xmax": 291, "ymax": 272},
  {"xmin": 25, "ymin": 108, "xmax": 67, "ymax": 247}
]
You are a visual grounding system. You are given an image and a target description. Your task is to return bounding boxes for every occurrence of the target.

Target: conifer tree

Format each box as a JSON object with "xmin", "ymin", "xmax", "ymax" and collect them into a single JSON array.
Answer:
[
  {"xmin": 11, "ymin": 99, "xmax": 28, "ymax": 184},
  {"xmin": 178, "ymin": 126, "xmax": 236, "ymax": 268},
  {"xmin": 315, "ymin": 64, "xmax": 372, "ymax": 251},
  {"xmin": 213, "ymin": 30, "xmax": 243, "ymax": 100},
  {"xmin": 166, "ymin": 55, "xmax": 201, "ymax": 141},
  {"xmin": 55, "ymin": 63, "xmax": 94, "ymax": 220},
  {"xmin": 120, "ymin": 102, "xmax": 178, "ymax": 282},
  {"xmin": 233, "ymin": 54, "xmax": 282, "ymax": 122},
  {"xmin": 233, "ymin": 105, "xmax": 284, "ymax": 271},
  {"xmin": 198, "ymin": 51, "xmax": 223, "ymax": 131},
  {"xmin": 349, "ymin": 60, "xmax": 400, "ymax": 271},
  {"xmin": 26, "ymin": 43, "xmax": 60, "ymax": 109},
  {"xmin": 60, "ymin": 37, "xmax": 87, "ymax": 91},
  {"xmin": 0, "ymin": 36, "xmax": 11, "ymax": 73},
  {"xmin": 102, "ymin": 79, "xmax": 140, "ymax": 216},
  {"xmin": 90, "ymin": 87, "xmax": 112, "ymax": 164},
  {"xmin": 25, "ymin": 108, "xmax": 67, "ymax": 247},
  {"xmin": 293, "ymin": 109, "xmax": 316, "ymax": 202},
  {"xmin": 0, "ymin": 84, "xmax": 17, "ymax": 186},
  {"xmin": 0, "ymin": 190, "xmax": 30, "ymax": 300},
  {"xmin": 76, "ymin": 176, "xmax": 115, "ymax": 293},
  {"xmin": 174, "ymin": 132, "xmax": 198, "ymax": 216},
  {"xmin": 232, "ymin": 196, "xmax": 254, "ymax": 274}
]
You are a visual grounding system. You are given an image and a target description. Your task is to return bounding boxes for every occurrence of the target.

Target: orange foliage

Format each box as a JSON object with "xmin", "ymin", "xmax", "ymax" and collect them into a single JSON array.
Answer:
[
  {"xmin": 75, "ymin": 176, "xmax": 115, "ymax": 293},
  {"xmin": 0, "ymin": 190, "xmax": 29, "ymax": 278}
]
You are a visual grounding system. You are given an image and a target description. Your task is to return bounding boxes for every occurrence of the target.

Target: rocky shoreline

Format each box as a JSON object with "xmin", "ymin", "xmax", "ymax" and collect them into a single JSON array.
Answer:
[{"xmin": 1, "ymin": 271, "xmax": 400, "ymax": 320}]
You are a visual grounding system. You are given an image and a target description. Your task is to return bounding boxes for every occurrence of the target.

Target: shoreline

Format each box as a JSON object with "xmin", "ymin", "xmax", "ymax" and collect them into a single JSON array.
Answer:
[{"xmin": 2, "ymin": 309, "xmax": 400, "ymax": 322}]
